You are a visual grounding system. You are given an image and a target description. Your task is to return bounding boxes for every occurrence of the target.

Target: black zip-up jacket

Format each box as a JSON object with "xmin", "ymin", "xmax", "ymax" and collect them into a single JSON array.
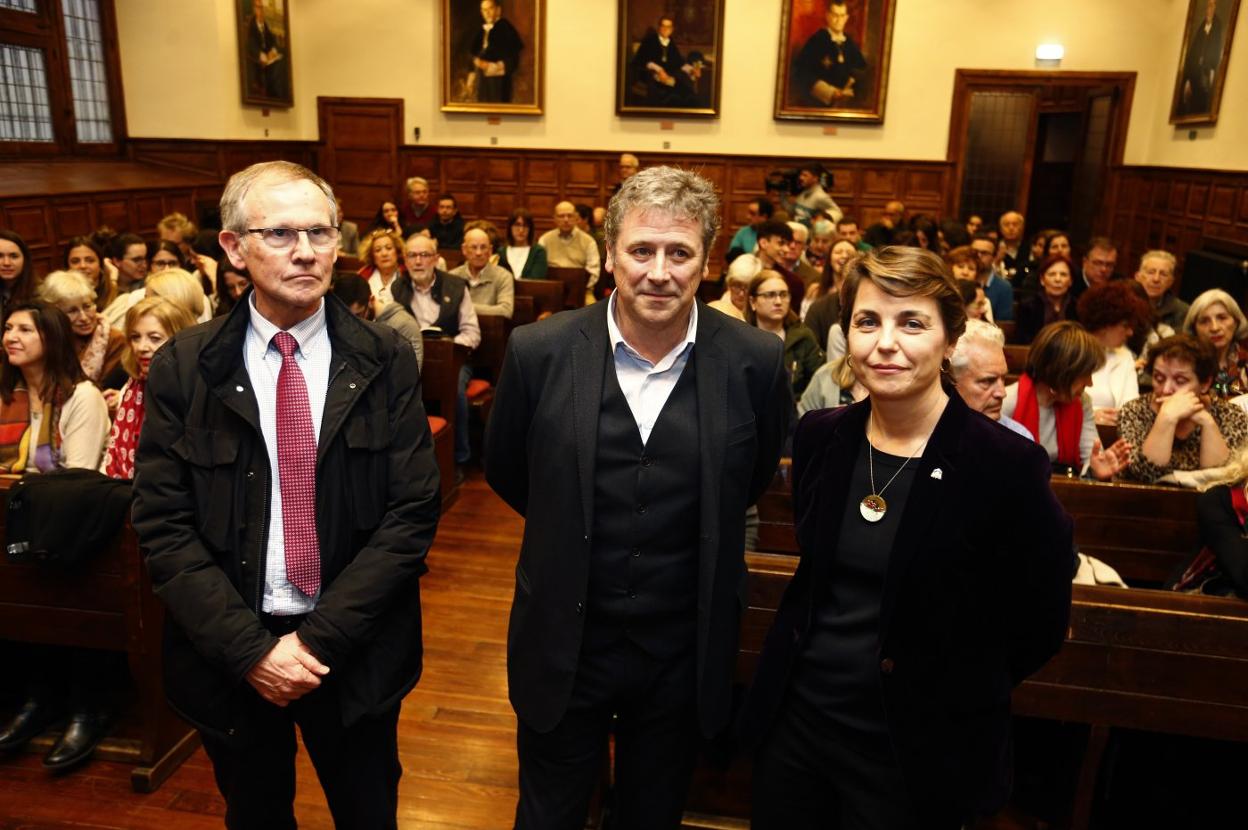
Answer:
[{"xmin": 132, "ymin": 293, "xmax": 440, "ymax": 744}]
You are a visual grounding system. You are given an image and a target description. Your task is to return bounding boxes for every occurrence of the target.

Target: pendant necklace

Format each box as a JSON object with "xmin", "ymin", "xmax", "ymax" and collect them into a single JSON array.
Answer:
[{"xmin": 861, "ymin": 434, "xmax": 927, "ymax": 524}]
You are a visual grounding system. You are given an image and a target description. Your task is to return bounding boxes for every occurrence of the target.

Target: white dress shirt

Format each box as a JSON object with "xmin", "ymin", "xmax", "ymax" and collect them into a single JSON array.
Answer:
[
  {"xmin": 244, "ymin": 294, "xmax": 332, "ymax": 615},
  {"xmin": 605, "ymin": 292, "xmax": 698, "ymax": 446}
]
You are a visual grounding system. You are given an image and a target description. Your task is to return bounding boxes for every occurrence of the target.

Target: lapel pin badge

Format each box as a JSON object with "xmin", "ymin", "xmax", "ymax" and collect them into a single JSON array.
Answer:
[{"xmin": 930, "ymin": 468, "xmax": 943, "ymax": 480}]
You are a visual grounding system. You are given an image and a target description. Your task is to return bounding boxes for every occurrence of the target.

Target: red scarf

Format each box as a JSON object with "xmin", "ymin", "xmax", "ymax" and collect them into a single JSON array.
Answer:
[
  {"xmin": 102, "ymin": 378, "xmax": 145, "ymax": 480},
  {"xmin": 1013, "ymin": 373, "xmax": 1083, "ymax": 468}
]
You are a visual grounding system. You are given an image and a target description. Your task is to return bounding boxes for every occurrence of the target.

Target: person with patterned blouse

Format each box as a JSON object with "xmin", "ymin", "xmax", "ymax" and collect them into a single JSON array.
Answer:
[{"xmin": 1119, "ymin": 334, "xmax": 1248, "ymax": 483}]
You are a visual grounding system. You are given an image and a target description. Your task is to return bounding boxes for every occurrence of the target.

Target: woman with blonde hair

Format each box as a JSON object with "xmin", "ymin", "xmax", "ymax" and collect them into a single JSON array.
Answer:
[
  {"xmin": 36, "ymin": 270, "xmax": 126, "ymax": 388},
  {"xmin": 1183, "ymin": 288, "xmax": 1248, "ymax": 398},
  {"xmin": 100, "ymin": 298, "xmax": 197, "ymax": 480},
  {"xmin": 145, "ymin": 267, "xmax": 208, "ymax": 322},
  {"xmin": 356, "ymin": 228, "xmax": 406, "ymax": 310}
]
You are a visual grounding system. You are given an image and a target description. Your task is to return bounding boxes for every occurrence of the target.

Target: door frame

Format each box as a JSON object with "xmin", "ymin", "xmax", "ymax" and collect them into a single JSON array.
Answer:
[{"xmin": 946, "ymin": 70, "xmax": 1136, "ymax": 225}]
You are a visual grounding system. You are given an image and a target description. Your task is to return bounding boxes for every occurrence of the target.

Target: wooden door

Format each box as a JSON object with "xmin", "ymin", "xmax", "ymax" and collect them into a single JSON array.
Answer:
[{"xmin": 317, "ymin": 97, "xmax": 403, "ymax": 235}]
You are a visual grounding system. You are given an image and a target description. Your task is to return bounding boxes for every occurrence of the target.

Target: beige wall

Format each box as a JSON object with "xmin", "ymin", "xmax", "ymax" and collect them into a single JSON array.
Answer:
[{"xmin": 116, "ymin": 0, "xmax": 1247, "ymax": 169}]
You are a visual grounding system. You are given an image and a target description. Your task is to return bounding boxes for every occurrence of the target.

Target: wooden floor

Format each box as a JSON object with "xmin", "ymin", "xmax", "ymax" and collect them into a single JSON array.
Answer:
[{"xmin": 0, "ymin": 471, "xmax": 524, "ymax": 829}]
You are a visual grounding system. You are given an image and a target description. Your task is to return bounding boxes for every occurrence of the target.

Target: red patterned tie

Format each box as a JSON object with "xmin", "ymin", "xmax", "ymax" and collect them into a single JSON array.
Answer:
[{"xmin": 273, "ymin": 332, "xmax": 320, "ymax": 596}]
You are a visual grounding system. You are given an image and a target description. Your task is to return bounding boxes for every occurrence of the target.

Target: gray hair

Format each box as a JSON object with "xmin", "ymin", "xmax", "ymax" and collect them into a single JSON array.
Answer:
[
  {"xmin": 604, "ymin": 165, "xmax": 721, "ymax": 260},
  {"xmin": 1139, "ymin": 249, "xmax": 1176, "ymax": 272},
  {"xmin": 725, "ymin": 253, "xmax": 763, "ymax": 285},
  {"xmin": 406, "ymin": 176, "xmax": 429, "ymax": 190},
  {"xmin": 949, "ymin": 318, "xmax": 1005, "ymax": 378},
  {"xmin": 37, "ymin": 269, "xmax": 96, "ymax": 306},
  {"xmin": 1184, "ymin": 288, "xmax": 1248, "ymax": 342},
  {"xmin": 220, "ymin": 161, "xmax": 337, "ymax": 234},
  {"xmin": 787, "ymin": 221, "xmax": 808, "ymax": 241}
]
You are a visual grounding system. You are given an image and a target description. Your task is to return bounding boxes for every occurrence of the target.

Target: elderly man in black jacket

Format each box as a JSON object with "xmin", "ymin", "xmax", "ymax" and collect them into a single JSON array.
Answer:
[{"xmin": 133, "ymin": 161, "xmax": 440, "ymax": 830}]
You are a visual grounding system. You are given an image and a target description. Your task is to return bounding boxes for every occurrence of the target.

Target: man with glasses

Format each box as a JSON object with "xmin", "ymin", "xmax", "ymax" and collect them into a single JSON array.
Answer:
[
  {"xmin": 394, "ymin": 233, "xmax": 481, "ymax": 469},
  {"xmin": 970, "ymin": 232, "xmax": 1014, "ymax": 321},
  {"xmin": 102, "ymin": 233, "xmax": 149, "ymax": 327},
  {"xmin": 133, "ymin": 161, "xmax": 440, "ymax": 829},
  {"xmin": 1072, "ymin": 237, "xmax": 1121, "ymax": 300}
]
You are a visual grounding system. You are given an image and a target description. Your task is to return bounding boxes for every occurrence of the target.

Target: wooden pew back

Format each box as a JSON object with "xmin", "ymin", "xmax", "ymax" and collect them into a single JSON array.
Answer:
[
  {"xmin": 421, "ymin": 336, "xmax": 468, "ymax": 505},
  {"xmin": 515, "ymin": 279, "xmax": 565, "ymax": 319},
  {"xmin": 546, "ymin": 266, "xmax": 589, "ymax": 309}
]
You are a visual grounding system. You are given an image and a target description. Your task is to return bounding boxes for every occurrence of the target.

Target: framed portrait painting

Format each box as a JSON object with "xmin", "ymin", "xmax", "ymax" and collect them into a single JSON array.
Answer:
[
  {"xmin": 774, "ymin": 0, "xmax": 896, "ymax": 123},
  {"xmin": 442, "ymin": 0, "xmax": 545, "ymax": 114},
  {"xmin": 236, "ymin": 0, "xmax": 293, "ymax": 108},
  {"xmin": 1169, "ymin": 0, "xmax": 1241, "ymax": 126},
  {"xmin": 616, "ymin": 1, "xmax": 725, "ymax": 117}
]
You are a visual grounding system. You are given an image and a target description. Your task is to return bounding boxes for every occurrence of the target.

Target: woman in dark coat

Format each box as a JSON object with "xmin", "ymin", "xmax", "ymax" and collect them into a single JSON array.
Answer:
[{"xmin": 741, "ymin": 246, "xmax": 1074, "ymax": 828}]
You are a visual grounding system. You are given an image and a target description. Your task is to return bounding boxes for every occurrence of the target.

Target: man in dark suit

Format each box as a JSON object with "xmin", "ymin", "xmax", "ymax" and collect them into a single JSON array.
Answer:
[
  {"xmin": 470, "ymin": 0, "xmax": 523, "ymax": 103},
  {"xmin": 244, "ymin": 0, "xmax": 288, "ymax": 101},
  {"xmin": 133, "ymin": 161, "xmax": 441, "ymax": 828},
  {"xmin": 485, "ymin": 166, "xmax": 792, "ymax": 830},
  {"xmin": 792, "ymin": 0, "xmax": 868, "ymax": 107}
]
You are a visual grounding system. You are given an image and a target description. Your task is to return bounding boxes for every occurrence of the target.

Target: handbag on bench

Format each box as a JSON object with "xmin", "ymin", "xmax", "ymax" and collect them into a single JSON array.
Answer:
[{"xmin": 4, "ymin": 468, "xmax": 131, "ymax": 568}]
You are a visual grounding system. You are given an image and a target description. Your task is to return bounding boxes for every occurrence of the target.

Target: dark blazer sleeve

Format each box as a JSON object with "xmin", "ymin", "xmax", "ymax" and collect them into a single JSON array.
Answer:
[
  {"xmin": 483, "ymin": 330, "xmax": 534, "ymax": 516},
  {"xmin": 1003, "ymin": 442, "xmax": 1075, "ymax": 683},
  {"xmin": 1198, "ymin": 485, "xmax": 1248, "ymax": 596},
  {"xmin": 132, "ymin": 342, "xmax": 277, "ymax": 682},
  {"xmin": 526, "ymin": 244, "xmax": 549, "ymax": 279},
  {"xmin": 296, "ymin": 336, "xmax": 440, "ymax": 670},
  {"xmin": 749, "ymin": 331, "xmax": 796, "ymax": 508}
]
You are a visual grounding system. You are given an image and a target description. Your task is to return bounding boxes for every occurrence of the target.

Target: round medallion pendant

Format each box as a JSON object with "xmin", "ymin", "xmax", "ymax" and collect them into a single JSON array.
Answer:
[{"xmin": 860, "ymin": 494, "xmax": 887, "ymax": 523}]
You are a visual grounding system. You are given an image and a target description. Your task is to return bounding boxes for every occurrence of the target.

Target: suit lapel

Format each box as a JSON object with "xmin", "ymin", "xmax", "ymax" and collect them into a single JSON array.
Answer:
[
  {"xmin": 572, "ymin": 305, "xmax": 609, "ymax": 536},
  {"xmin": 809, "ymin": 403, "xmax": 868, "ymax": 590},
  {"xmin": 694, "ymin": 307, "xmax": 727, "ymax": 658}
]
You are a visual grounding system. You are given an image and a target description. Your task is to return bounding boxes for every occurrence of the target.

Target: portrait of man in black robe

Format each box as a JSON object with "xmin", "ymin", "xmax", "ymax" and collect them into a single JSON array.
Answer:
[{"xmin": 467, "ymin": 0, "xmax": 524, "ymax": 103}]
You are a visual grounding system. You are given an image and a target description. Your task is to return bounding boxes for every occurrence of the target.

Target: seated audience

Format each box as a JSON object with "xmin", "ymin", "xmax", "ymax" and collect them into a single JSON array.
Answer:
[
  {"xmin": 100, "ymin": 298, "xmax": 197, "ymax": 478},
  {"xmin": 213, "ymin": 260, "xmax": 250, "ymax": 318},
  {"xmin": 145, "ymin": 267, "xmax": 209, "ymax": 323},
  {"xmin": 965, "ymin": 236, "xmax": 1014, "ymax": 320},
  {"xmin": 950, "ymin": 318, "xmax": 1032, "ymax": 438},
  {"xmin": 148, "ymin": 240, "xmax": 189, "ymax": 273},
  {"xmin": 784, "ymin": 221, "xmax": 821, "ymax": 298},
  {"xmin": 708, "ymin": 253, "xmax": 761, "ymax": 321},
  {"xmin": 1073, "ymin": 237, "xmax": 1120, "ymax": 298},
  {"xmin": 1003, "ymin": 320, "xmax": 1131, "ymax": 479},
  {"xmin": 609, "ymin": 152, "xmax": 639, "ymax": 196},
  {"xmin": 497, "ymin": 208, "xmax": 548, "ymax": 279},
  {"xmin": 754, "ymin": 220, "xmax": 803, "ymax": 308},
  {"xmin": 805, "ymin": 219, "xmax": 835, "ymax": 272},
  {"xmin": 908, "ymin": 214, "xmax": 940, "ymax": 253},
  {"xmin": 400, "ymin": 176, "xmax": 437, "ymax": 229},
  {"xmin": 803, "ymin": 239, "xmax": 857, "ymax": 351},
  {"xmin": 450, "ymin": 228, "xmax": 515, "ymax": 318},
  {"xmin": 726, "ymin": 198, "xmax": 773, "ymax": 262},
  {"xmin": 836, "ymin": 215, "xmax": 870, "ymax": 252},
  {"xmin": 157, "ymin": 212, "xmax": 212, "ymax": 289},
  {"xmin": 1119, "ymin": 334, "xmax": 1248, "ymax": 483},
  {"xmin": 1016, "ymin": 254, "xmax": 1078, "ymax": 344},
  {"xmin": 1136, "ymin": 250, "xmax": 1188, "ymax": 330},
  {"xmin": 745, "ymin": 270, "xmax": 824, "ymax": 399},
  {"xmin": 396, "ymin": 234, "xmax": 480, "ymax": 466},
  {"xmin": 787, "ymin": 162, "xmax": 842, "ymax": 226},
  {"xmin": 1077, "ymin": 281, "xmax": 1153, "ymax": 425},
  {"xmin": 862, "ymin": 200, "xmax": 904, "ymax": 247},
  {"xmin": 431, "ymin": 193, "xmax": 465, "ymax": 248},
  {"xmin": 1043, "ymin": 230, "xmax": 1072, "ymax": 262},
  {"xmin": 357, "ymin": 228, "xmax": 406, "ymax": 310},
  {"xmin": 965, "ymin": 213, "xmax": 983, "ymax": 237},
  {"xmin": 37, "ymin": 271, "xmax": 126, "ymax": 389},
  {"xmin": 331, "ymin": 273, "xmax": 424, "ymax": 370},
  {"xmin": 101, "ymin": 233, "xmax": 148, "ymax": 327},
  {"xmin": 957, "ymin": 279, "xmax": 992, "ymax": 322},
  {"xmin": 538, "ymin": 201, "xmax": 601, "ymax": 292},
  {"xmin": 1194, "ymin": 449, "xmax": 1248, "ymax": 597},
  {"xmin": 938, "ymin": 218, "xmax": 970, "ymax": 253},
  {"xmin": 0, "ymin": 230, "xmax": 37, "ymax": 322},
  {"xmin": 997, "ymin": 210, "xmax": 1026, "ymax": 281},
  {"xmin": 335, "ymin": 197, "xmax": 360, "ymax": 256},
  {"xmin": 369, "ymin": 199, "xmax": 406, "ymax": 237},
  {"xmin": 798, "ymin": 354, "xmax": 866, "ymax": 415},
  {"xmin": 0, "ymin": 301, "xmax": 112, "ymax": 770},
  {"xmin": 64, "ymin": 236, "xmax": 116, "ymax": 314},
  {"xmin": 1184, "ymin": 289, "xmax": 1248, "ymax": 399}
]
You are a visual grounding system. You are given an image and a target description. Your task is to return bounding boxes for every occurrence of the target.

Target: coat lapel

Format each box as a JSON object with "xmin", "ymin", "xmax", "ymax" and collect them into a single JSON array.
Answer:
[
  {"xmin": 694, "ymin": 306, "xmax": 727, "ymax": 659},
  {"xmin": 572, "ymin": 304, "xmax": 609, "ymax": 536},
  {"xmin": 809, "ymin": 403, "xmax": 869, "ymax": 592}
]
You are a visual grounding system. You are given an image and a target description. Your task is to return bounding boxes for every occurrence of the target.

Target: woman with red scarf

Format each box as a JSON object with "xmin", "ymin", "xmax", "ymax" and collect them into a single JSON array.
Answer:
[
  {"xmin": 1003, "ymin": 320, "xmax": 1131, "ymax": 479},
  {"xmin": 100, "ymin": 298, "xmax": 196, "ymax": 480}
]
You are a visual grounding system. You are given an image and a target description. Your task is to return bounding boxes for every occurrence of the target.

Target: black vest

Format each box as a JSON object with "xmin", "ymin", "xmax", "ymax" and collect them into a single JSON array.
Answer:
[
  {"xmin": 393, "ymin": 270, "xmax": 466, "ymax": 337},
  {"xmin": 584, "ymin": 346, "xmax": 701, "ymax": 657}
]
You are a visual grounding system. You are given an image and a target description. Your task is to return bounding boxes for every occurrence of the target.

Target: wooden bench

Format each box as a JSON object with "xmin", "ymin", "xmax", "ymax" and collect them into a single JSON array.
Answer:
[
  {"xmin": 513, "ymin": 294, "xmax": 537, "ymax": 327},
  {"xmin": 420, "ymin": 336, "xmax": 468, "ymax": 506},
  {"xmin": 438, "ymin": 246, "xmax": 464, "ymax": 270},
  {"xmin": 514, "ymin": 279, "xmax": 565, "ymax": 320},
  {"xmin": 0, "ymin": 478, "xmax": 199, "ymax": 792},
  {"xmin": 998, "ymin": 318, "xmax": 1017, "ymax": 343},
  {"xmin": 546, "ymin": 266, "xmax": 590, "ymax": 309},
  {"xmin": 1004, "ymin": 344, "xmax": 1029, "ymax": 376}
]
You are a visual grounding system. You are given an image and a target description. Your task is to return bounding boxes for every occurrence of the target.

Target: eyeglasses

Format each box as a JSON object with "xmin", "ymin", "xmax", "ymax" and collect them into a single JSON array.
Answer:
[
  {"xmin": 406, "ymin": 250, "xmax": 438, "ymax": 260},
  {"xmin": 244, "ymin": 226, "xmax": 340, "ymax": 251},
  {"xmin": 755, "ymin": 290, "xmax": 790, "ymax": 301},
  {"xmin": 150, "ymin": 259, "xmax": 181, "ymax": 271}
]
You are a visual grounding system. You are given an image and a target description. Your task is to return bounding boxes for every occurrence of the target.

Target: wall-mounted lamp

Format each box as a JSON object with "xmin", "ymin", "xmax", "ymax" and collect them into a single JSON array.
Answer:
[{"xmin": 1035, "ymin": 43, "xmax": 1064, "ymax": 68}]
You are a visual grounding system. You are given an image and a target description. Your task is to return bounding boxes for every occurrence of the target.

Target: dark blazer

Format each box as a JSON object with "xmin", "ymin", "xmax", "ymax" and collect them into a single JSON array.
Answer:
[
  {"xmin": 1015, "ymin": 292, "xmax": 1077, "ymax": 344},
  {"xmin": 132, "ymin": 294, "xmax": 441, "ymax": 743},
  {"xmin": 740, "ymin": 393, "xmax": 1073, "ymax": 815},
  {"xmin": 391, "ymin": 269, "xmax": 467, "ymax": 337},
  {"xmin": 484, "ymin": 300, "xmax": 793, "ymax": 737}
]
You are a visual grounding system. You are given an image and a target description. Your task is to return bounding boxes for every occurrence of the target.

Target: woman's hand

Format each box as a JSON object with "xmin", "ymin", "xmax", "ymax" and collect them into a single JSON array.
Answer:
[
  {"xmin": 102, "ymin": 388, "xmax": 121, "ymax": 416},
  {"xmin": 1089, "ymin": 437, "xmax": 1131, "ymax": 481},
  {"xmin": 1157, "ymin": 389, "xmax": 1205, "ymax": 425}
]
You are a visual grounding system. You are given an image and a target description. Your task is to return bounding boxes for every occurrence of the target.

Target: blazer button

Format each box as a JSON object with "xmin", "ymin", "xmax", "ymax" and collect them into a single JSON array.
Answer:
[
  {"xmin": 576, "ymin": 602, "xmax": 584, "ymax": 615},
  {"xmin": 640, "ymin": 456, "xmax": 652, "ymax": 467},
  {"xmin": 880, "ymin": 658, "xmax": 895, "ymax": 675},
  {"xmin": 246, "ymin": 470, "xmax": 256, "ymax": 480}
]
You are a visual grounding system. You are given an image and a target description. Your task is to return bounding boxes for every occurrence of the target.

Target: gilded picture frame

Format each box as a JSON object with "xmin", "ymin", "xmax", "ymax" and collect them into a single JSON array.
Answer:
[
  {"xmin": 615, "ymin": 1, "xmax": 726, "ymax": 118},
  {"xmin": 237, "ymin": 0, "xmax": 294, "ymax": 108},
  {"xmin": 442, "ymin": 0, "xmax": 545, "ymax": 114},
  {"xmin": 1169, "ymin": 0, "xmax": 1241, "ymax": 126}
]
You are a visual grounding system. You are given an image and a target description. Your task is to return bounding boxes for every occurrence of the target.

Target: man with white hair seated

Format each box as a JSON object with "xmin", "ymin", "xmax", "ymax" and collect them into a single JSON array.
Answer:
[
  {"xmin": 951, "ymin": 319, "xmax": 1033, "ymax": 439},
  {"xmin": 707, "ymin": 254, "xmax": 761, "ymax": 321}
]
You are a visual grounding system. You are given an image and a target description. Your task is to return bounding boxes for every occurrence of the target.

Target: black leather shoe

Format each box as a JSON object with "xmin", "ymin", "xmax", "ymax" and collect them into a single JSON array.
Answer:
[
  {"xmin": 42, "ymin": 711, "xmax": 108, "ymax": 771},
  {"xmin": 0, "ymin": 698, "xmax": 56, "ymax": 752}
]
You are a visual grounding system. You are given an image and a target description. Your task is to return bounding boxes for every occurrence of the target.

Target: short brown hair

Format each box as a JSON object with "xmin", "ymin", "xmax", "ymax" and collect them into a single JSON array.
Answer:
[
  {"xmin": 838, "ymin": 245, "xmax": 966, "ymax": 345},
  {"xmin": 120, "ymin": 297, "xmax": 197, "ymax": 378},
  {"xmin": 1146, "ymin": 334, "xmax": 1218, "ymax": 384},
  {"xmin": 1076, "ymin": 281, "xmax": 1153, "ymax": 334},
  {"xmin": 745, "ymin": 270, "xmax": 798, "ymax": 328},
  {"xmin": 1026, "ymin": 321, "xmax": 1105, "ymax": 393}
]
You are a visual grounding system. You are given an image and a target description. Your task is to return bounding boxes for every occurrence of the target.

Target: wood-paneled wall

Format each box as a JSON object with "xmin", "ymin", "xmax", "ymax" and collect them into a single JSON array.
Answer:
[{"xmin": 1103, "ymin": 165, "xmax": 1248, "ymax": 281}]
